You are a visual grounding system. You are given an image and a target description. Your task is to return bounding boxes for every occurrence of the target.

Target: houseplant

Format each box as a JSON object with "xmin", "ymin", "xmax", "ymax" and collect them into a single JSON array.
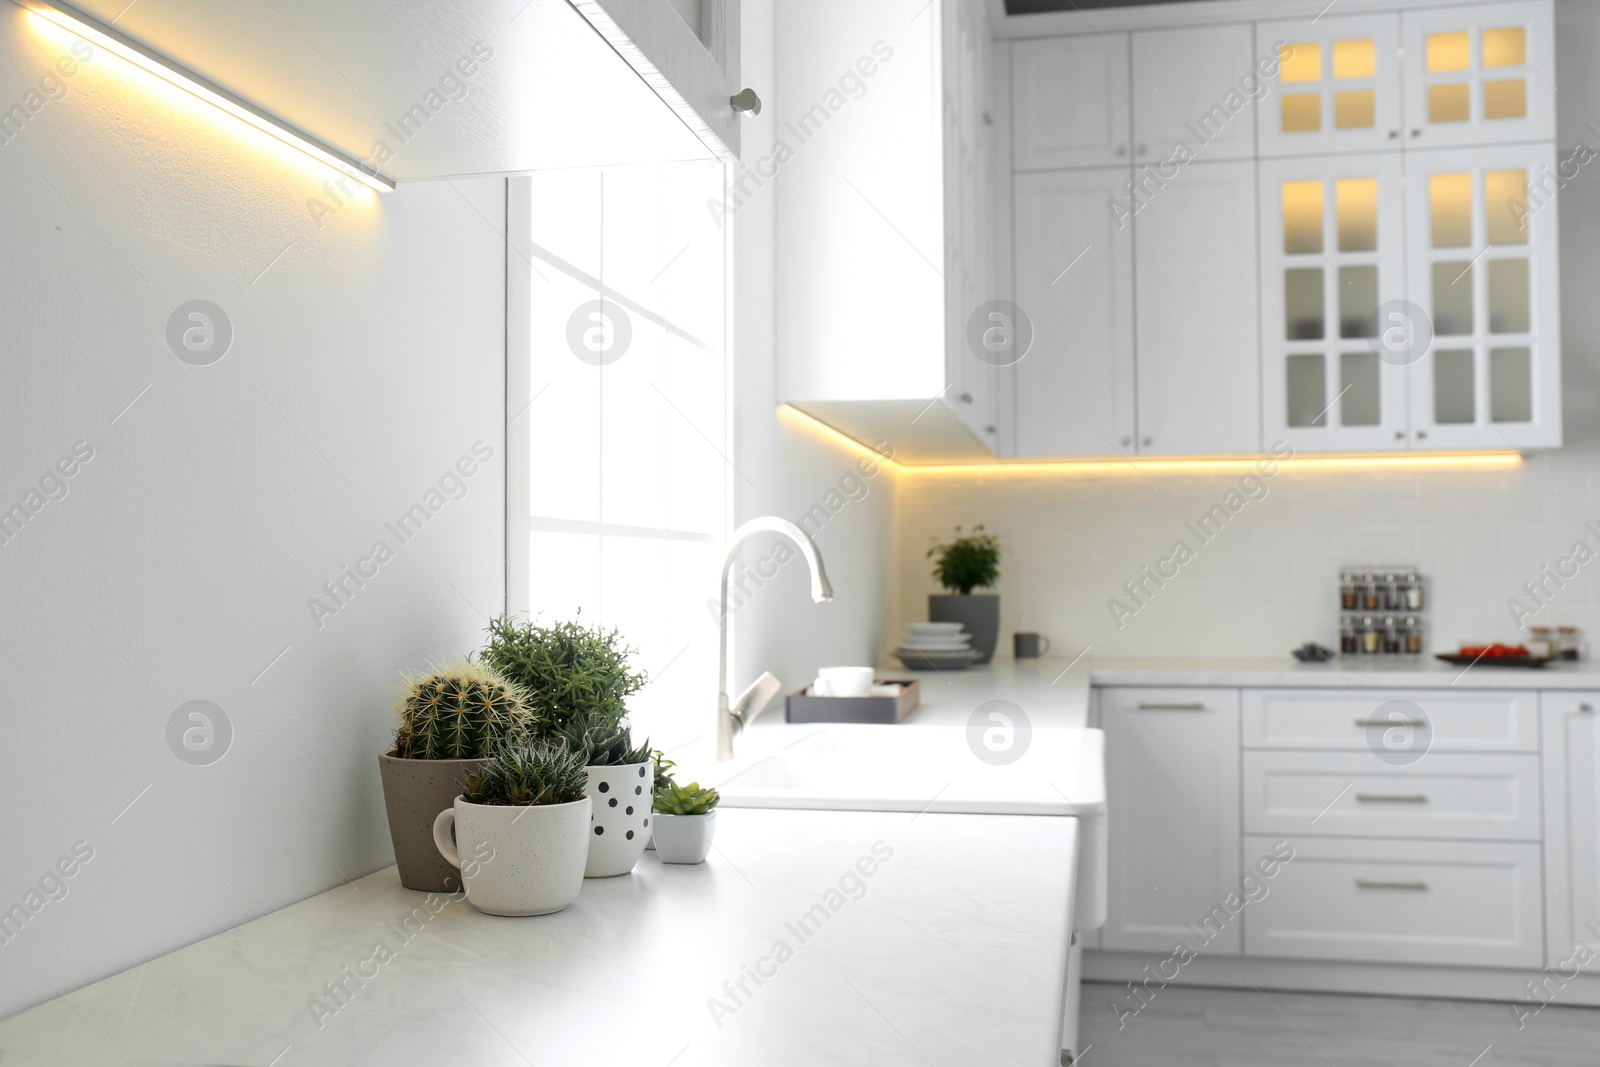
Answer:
[
  {"xmin": 559, "ymin": 721, "xmax": 654, "ymax": 877},
  {"xmin": 477, "ymin": 615, "xmax": 647, "ymax": 734},
  {"xmin": 643, "ymin": 748, "xmax": 676, "ymax": 851},
  {"xmin": 432, "ymin": 738, "xmax": 590, "ymax": 916},
  {"xmin": 927, "ymin": 524, "xmax": 1002, "ymax": 663},
  {"xmin": 652, "ymin": 781, "xmax": 720, "ymax": 865},
  {"xmin": 379, "ymin": 661, "xmax": 534, "ymax": 892}
]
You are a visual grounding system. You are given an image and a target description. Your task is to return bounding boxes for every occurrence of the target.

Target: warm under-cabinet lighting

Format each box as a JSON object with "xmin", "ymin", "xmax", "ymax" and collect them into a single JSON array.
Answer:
[
  {"xmin": 780, "ymin": 405, "xmax": 1525, "ymax": 477},
  {"xmin": 21, "ymin": 0, "xmax": 394, "ymax": 193}
]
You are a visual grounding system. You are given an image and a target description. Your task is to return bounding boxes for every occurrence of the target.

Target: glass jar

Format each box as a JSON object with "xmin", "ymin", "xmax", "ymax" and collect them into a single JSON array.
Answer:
[
  {"xmin": 1341, "ymin": 574, "xmax": 1359, "ymax": 611},
  {"xmin": 1404, "ymin": 573, "xmax": 1424, "ymax": 611},
  {"xmin": 1384, "ymin": 574, "xmax": 1403, "ymax": 611},
  {"xmin": 1361, "ymin": 616, "xmax": 1380, "ymax": 654},
  {"xmin": 1558, "ymin": 626, "xmax": 1584, "ymax": 661},
  {"xmin": 1382, "ymin": 616, "xmax": 1401, "ymax": 654},
  {"xmin": 1362, "ymin": 575, "xmax": 1381, "ymax": 611},
  {"xmin": 1528, "ymin": 625, "xmax": 1554, "ymax": 658},
  {"xmin": 1341, "ymin": 617, "xmax": 1358, "ymax": 656},
  {"xmin": 1404, "ymin": 616, "xmax": 1423, "ymax": 655}
]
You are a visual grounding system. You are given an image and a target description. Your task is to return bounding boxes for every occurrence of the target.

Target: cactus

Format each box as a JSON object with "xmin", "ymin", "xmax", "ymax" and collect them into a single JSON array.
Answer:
[
  {"xmin": 555, "ymin": 720, "xmax": 651, "ymax": 767},
  {"xmin": 463, "ymin": 738, "xmax": 588, "ymax": 807},
  {"xmin": 654, "ymin": 781, "xmax": 720, "ymax": 816},
  {"xmin": 391, "ymin": 661, "xmax": 533, "ymax": 761}
]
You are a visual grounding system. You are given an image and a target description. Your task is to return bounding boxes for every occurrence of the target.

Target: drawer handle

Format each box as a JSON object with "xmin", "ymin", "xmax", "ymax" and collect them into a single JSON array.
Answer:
[
  {"xmin": 1356, "ymin": 879, "xmax": 1429, "ymax": 891},
  {"xmin": 1354, "ymin": 718, "xmax": 1428, "ymax": 728},
  {"xmin": 1355, "ymin": 793, "xmax": 1429, "ymax": 804},
  {"xmin": 1137, "ymin": 702, "xmax": 1207, "ymax": 711}
]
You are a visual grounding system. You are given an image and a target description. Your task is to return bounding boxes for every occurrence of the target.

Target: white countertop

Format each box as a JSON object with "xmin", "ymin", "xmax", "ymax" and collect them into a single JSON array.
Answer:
[
  {"xmin": 0, "ymin": 807, "xmax": 1077, "ymax": 1067},
  {"xmin": 1082, "ymin": 655, "xmax": 1600, "ymax": 689}
]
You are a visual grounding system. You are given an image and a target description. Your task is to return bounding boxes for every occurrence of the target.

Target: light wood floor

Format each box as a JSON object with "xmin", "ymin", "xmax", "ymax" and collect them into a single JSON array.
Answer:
[{"xmin": 1077, "ymin": 983, "xmax": 1600, "ymax": 1066}]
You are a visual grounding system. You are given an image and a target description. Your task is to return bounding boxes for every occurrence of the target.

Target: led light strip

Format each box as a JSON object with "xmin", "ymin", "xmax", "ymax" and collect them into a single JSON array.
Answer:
[
  {"xmin": 779, "ymin": 405, "xmax": 1526, "ymax": 476},
  {"xmin": 20, "ymin": 0, "xmax": 394, "ymax": 192}
]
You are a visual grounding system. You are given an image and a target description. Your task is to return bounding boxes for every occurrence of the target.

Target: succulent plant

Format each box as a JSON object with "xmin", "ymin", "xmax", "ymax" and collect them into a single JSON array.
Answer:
[
  {"xmin": 654, "ymin": 781, "xmax": 720, "ymax": 816},
  {"xmin": 555, "ymin": 720, "xmax": 651, "ymax": 767},
  {"xmin": 478, "ymin": 615, "xmax": 647, "ymax": 735},
  {"xmin": 651, "ymin": 749, "xmax": 676, "ymax": 793},
  {"xmin": 391, "ymin": 661, "xmax": 533, "ymax": 761},
  {"xmin": 462, "ymin": 738, "xmax": 589, "ymax": 807}
]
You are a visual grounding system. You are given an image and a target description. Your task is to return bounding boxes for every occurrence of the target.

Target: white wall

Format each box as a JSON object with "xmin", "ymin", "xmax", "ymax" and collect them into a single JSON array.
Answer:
[
  {"xmin": 0, "ymin": 9, "xmax": 505, "ymax": 1017},
  {"xmin": 897, "ymin": 0, "xmax": 1600, "ymax": 662},
  {"xmin": 732, "ymin": 0, "xmax": 902, "ymax": 694}
]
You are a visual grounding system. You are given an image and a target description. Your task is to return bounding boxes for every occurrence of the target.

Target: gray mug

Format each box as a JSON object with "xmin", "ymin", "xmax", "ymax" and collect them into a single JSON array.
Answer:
[{"xmin": 1013, "ymin": 632, "xmax": 1052, "ymax": 659}]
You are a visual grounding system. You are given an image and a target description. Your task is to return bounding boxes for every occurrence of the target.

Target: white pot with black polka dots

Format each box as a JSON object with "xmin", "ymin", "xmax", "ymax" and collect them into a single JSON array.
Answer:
[{"xmin": 583, "ymin": 761, "xmax": 653, "ymax": 877}]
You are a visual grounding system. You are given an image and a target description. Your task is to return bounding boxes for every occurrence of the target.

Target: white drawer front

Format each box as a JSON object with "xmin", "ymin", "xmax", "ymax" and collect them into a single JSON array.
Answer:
[
  {"xmin": 1245, "ymin": 836, "xmax": 1545, "ymax": 968},
  {"xmin": 1244, "ymin": 752, "xmax": 1543, "ymax": 842},
  {"xmin": 1243, "ymin": 689, "xmax": 1538, "ymax": 753}
]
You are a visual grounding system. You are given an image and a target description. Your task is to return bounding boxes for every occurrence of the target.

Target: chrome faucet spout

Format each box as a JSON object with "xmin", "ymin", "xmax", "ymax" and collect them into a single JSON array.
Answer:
[{"xmin": 716, "ymin": 516, "xmax": 832, "ymax": 761}]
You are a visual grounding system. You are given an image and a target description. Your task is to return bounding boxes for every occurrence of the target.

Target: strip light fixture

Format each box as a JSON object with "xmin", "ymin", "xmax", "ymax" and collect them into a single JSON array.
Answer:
[
  {"xmin": 21, "ymin": 0, "xmax": 394, "ymax": 192},
  {"xmin": 779, "ymin": 405, "xmax": 1526, "ymax": 476}
]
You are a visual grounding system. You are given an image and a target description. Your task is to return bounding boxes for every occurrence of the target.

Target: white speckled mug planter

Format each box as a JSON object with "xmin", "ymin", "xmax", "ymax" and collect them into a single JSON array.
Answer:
[
  {"xmin": 583, "ymin": 762, "xmax": 653, "ymax": 877},
  {"xmin": 432, "ymin": 796, "xmax": 591, "ymax": 916},
  {"xmin": 651, "ymin": 811, "xmax": 716, "ymax": 864}
]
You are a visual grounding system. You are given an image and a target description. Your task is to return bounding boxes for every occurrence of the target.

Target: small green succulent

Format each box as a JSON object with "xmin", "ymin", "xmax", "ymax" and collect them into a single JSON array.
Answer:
[
  {"xmin": 391, "ymin": 661, "xmax": 533, "ymax": 761},
  {"xmin": 651, "ymin": 749, "xmax": 676, "ymax": 793},
  {"xmin": 555, "ymin": 720, "xmax": 651, "ymax": 767},
  {"xmin": 654, "ymin": 781, "xmax": 720, "ymax": 816},
  {"xmin": 462, "ymin": 738, "xmax": 588, "ymax": 807}
]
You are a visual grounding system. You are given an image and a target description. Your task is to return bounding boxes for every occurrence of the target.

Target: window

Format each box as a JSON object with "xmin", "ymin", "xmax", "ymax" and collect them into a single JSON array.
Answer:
[{"xmin": 507, "ymin": 163, "xmax": 729, "ymax": 749}]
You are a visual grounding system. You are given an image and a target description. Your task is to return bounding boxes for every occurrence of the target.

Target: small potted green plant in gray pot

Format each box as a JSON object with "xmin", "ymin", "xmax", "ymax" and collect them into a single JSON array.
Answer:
[
  {"xmin": 433, "ymin": 738, "xmax": 590, "ymax": 916},
  {"xmin": 652, "ymin": 781, "xmax": 720, "ymax": 865},
  {"xmin": 927, "ymin": 524, "xmax": 1002, "ymax": 663},
  {"xmin": 560, "ymin": 721, "xmax": 654, "ymax": 877},
  {"xmin": 379, "ymin": 662, "xmax": 533, "ymax": 893}
]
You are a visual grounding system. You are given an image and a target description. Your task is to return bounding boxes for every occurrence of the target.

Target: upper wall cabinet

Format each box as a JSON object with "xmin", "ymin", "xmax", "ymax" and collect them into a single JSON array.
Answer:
[
  {"xmin": 1013, "ymin": 35, "xmax": 1133, "ymax": 169},
  {"xmin": 1258, "ymin": 13, "xmax": 1403, "ymax": 157},
  {"xmin": 1401, "ymin": 1, "xmax": 1556, "ymax": 149},
  {"xmin": 1130, "ymin": 24, "xmax": 1258, "ymax": 163}
]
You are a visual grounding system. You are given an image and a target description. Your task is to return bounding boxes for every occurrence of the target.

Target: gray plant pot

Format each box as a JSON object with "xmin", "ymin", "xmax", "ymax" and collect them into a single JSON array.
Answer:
[
  {"xmin": 379, "ymin": 753, "xmax": 488, "ymax": 893},
  {"xmin": 929, "ymin": 594, "xmax": 999, "ymax": 664}
]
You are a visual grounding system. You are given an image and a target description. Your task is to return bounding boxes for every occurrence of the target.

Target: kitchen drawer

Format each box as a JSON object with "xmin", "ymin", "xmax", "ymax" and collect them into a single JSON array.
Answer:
[
  {"xmin": 1243, "ymin": 689, "xmax": 1538, "ymax": 753},
  {"xmin": 1244, "ymin": 836, "xmax": 1545, "ymax": 968},
  {"xmin": 1244, "ymin": 751, "xmax": 1543, "ymax": 842}
]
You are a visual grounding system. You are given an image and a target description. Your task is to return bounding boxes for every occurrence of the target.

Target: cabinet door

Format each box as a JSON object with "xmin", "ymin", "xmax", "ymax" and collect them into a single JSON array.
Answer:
[
  {"xmin": 1099, "ymin": 688, "xmax": 1242, "ymax": 955},
  {"xmin": 1013, "ymin": 168, "xmax": 1136, "ymax": 457},
  {"xmin": 1131, "ymin": 24, "xmax": 1257, "ymax": 164},
  {"xmin": 1134, "ymin": 160, "xmax": 1261, "ymax": 455},
  {"xmin": 1405, "ymin": 144, "xmax": 1561, "ymax": 450},
  {"xmin": 1257, "ymin": 13, "xmax": 1402, "ymax": 158},
  {"xmin": 1402, "ymin": 1, "xmax": 1555, "ymax": 149},
  {"xmin": 1545, "ymin": 693, "xmax": 1600, "ymax": 965},
  {"xmin": 1259, "ymin": 154, "xmax": 1409, "ymax": 452},
  {"xmin": 1012, "ymin": 34, "xmax": 1132, "ymax": 170}
]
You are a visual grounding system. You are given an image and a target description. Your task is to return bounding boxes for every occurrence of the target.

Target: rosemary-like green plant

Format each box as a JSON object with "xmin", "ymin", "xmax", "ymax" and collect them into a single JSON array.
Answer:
[
  {"xmin": 926, "ymin": 524, "xmax": 1001, "ymax": 595},
  {"xmin": 461, "ymin": 738, "xmax": 589, "ymax": 807},
  {"xmin": 555, "ymin": 720, "xmax": 652, "ymax": 767},
  {"xmin": 391, "ymin": 661, "xmax": 533, "ymax": 761},
  {"xmin": 478, "ymin": 615, "xmax": 647, "ymax": 735},
  {"xmin": 654, "ymin": 781, "xmax": 720, "ymax": 816}
]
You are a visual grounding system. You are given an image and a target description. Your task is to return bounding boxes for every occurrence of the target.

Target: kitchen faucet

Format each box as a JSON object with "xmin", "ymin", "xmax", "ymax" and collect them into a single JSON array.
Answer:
[{"xmin": 716, "ymin": 516, "xmax": 833, "ymax": 761}]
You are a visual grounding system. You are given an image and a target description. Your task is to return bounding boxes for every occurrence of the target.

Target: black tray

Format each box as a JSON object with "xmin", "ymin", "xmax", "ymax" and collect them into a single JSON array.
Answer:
[{"xmin": 1434, "ymin": 653, "xmax": 1557, "ymax": 669}]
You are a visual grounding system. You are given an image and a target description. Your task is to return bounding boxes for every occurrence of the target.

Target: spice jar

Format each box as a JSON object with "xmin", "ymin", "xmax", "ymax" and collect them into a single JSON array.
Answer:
[
  {"xmin": 1361, "ymin": 616, "xmax": 1380, "ymax": 654},
  {"xmin": 1341, "ymin": 617, "xmax": 1358, "ymax": 656},
  {"xmin": 1384, "ymin": 574, "xmax": 1402, "ymax": 611},
  {"xmin": 1341, "ymin": 574, "xmax": 1359, "ymax": 611},
  {"xmin": 1558, "ymin": 626, "xmax": 1584, "ymax": 661},
  {"xmin": 1528, "ymin": 626, "xmax": 1553, "ymax": 658},
  {"xmin": 1362, "ymin": 575, "xmax": 1381, "ymax": 611},
  {"xmin": 1404, "ymin": 616, "xmax": 1423, "ymax": 655},
  {"xmin": 1382, "ymin": 616, "xmax": 1401, "ymax": 654},
  {"xmin": 1404, "ymin": 573, "xmax": 1424, "ymax": 611}
]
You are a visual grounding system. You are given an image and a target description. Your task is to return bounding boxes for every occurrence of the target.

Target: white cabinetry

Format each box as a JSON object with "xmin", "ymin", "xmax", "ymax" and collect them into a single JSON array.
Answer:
[
  {"xmin": 1012, "ymin": 34, "xmax": 1131, "ymax": 170},
  {"xmin": 1401, "ymin": 1, "xmax": 1556, "ymax": 149},
  {"xmin": 1257, "ymin": 13, "xmax": 1403, "ymax": 157},
  {"xmin": 1543, "ymin": 692, "xmax": 1600, "ymax": 964},
  {"xmin": 1130, "ymin": 23, "xmax": 1258, "ymax": 163},
  {"xmin": 1098, "ymin": 688, "xmax": 1242, "ymax": 955}
]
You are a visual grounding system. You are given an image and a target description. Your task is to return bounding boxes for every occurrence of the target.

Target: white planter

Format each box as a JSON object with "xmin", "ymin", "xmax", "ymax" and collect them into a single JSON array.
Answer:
[
  {"xmin": 652, "ymin": 810, "xmax": 716, "ymax": 864},
  {"xmin": 431, "ymin": 796, "xmax": 590, "ymax": 916},
  {"xmin": 583, "ymin": 762, "xmax": 654, "ymax": 877}
]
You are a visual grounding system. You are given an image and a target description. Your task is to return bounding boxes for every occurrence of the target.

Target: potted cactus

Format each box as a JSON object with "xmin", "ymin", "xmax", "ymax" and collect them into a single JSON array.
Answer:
[
  {"xmin": 379, "ymin": 661, "xmax": 534, "ymax": 892},
  {"xmin": 432, "ymin": 738, "xmax": 590, "ymax": 916},
  {"xmin": 559, "ymin": 721, "xmax": 654, "ymax": 877},
  {"xmin": 652, "ymin": 781, "xmax": 720, "ymax": 865}
]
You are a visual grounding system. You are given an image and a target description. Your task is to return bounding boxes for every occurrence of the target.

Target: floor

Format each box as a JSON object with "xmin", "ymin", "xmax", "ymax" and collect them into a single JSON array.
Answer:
[{"xmin": 1077, "ymin": 983, "xmax": 1600, "ymax": 1066}]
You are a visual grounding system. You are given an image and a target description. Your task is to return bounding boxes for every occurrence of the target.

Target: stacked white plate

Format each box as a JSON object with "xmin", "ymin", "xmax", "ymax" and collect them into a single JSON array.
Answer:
[{"xmin": 895, "ymin": 622, "xmax": 981, "ymax": 670}]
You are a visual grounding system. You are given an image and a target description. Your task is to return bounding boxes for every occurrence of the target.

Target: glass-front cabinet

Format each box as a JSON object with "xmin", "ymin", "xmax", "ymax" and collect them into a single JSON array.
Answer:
[
  {"xmin": 1258, "ymin": 13, "xmax": 1403, "ymax": 157},
  {"xmin": 1401, "ymin": 1, "xmax": 1556, "ymax": 149}
]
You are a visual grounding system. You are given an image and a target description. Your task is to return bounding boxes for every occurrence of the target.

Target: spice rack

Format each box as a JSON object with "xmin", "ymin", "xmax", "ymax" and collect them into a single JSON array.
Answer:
[{"xmin": 1339, "ymin": 568, "xmax": 1427, "ymax": 658}]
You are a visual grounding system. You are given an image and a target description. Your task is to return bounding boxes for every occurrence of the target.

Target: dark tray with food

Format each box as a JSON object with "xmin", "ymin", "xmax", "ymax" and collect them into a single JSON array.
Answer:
[{"xmin": 1435, "ymin": 644, "xmax": 1558, "ymax": 668}]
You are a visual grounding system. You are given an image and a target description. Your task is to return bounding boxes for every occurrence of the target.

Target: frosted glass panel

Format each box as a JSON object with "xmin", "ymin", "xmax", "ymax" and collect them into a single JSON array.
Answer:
[
  {"xmin": 1340, "ymin": 351, "xmax": 1381, "ymax": 426},
  {"xmin": 1433, "ymin": 262, "xmax": 1474, "ymax": 335},
  {"xmin": 1491, "ymin": 348, "xmax": 1532, "ymax": 422},
  {"xmin": 1335, "ymin": 90, "xmax": 1375, "ymax": 129},
  {"xmin": 1484, "ymin": 80, "xmax": 1527, "ymax": 120},
  {"xmin": 1429, "ymin": 83, "xmax": 1471, "ymax": 123},
  {"xmin": 1434, "ymin": 350, "xmax": 1476, "ymax": 424},
  {"xmin": 1333, "ymin": 39, "xmax": 1376, "ymax": 80},
  {"xmin": 1430, "ymin": 173, "xmax": 1473, "ymax": 248},
  {"xmin": 1428, "ymin": 32, "xmax": 1471, "ymax": 72},
  {"xmin": 1337, "ymin": 178, "xmax": 1378, "ymax": 251},
  {"xmin": 1282, "ymin": 95, "xmax": 1321, "ymax": 133},
  {"xmin": 1489, "ymin": 259, "xmax": 1530, "ymax": 333},
  {"xmin": 1484, "ymin": 27, "xmax": 1526, "ymax": 68},
  {"xmin": 1286, "ymin": 268, "xmax": 1325, "ymax": 340},
  {"xmin": 1281, "ymin": 43, "xmax": 1322, "ymax": 82},
  {"xmin": 1287, "ymin": 355, "xmax": 1328, "ymax": 427},
  {"xmin": 1487, "ymin": 170, "xmax": 1528, "ymax": 245},
  {"xmin": 1339, "ymin": 266, "xmax": 1379, "ymax": 339},
  {"xmin": 1284, "ymin": 181, "xmax": 1323, "ymax": 253}
]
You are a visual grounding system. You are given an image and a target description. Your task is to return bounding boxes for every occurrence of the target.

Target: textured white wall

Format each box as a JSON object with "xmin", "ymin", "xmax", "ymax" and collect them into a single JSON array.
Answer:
[
  {"xmin": 0, "ymin": 9, "xmax": 505, "ymax": 1016},
  {"xmin": 898, "ymin": 0, "xmax": 1600, "ymax": 662},
  {"xmin": 733, "ymin": 0, "xmax": 902, "ymax": 695}
]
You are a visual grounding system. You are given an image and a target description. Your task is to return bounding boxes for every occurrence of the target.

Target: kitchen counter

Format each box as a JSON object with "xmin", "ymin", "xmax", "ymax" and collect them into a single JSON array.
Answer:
[
  {"xmin": 1085, "ymin": 655, "xmax": 1600, "ymax": 689},
  {"xmin": 0, "ymin": 808, "xmax": 1077, "ymax": 1067}
]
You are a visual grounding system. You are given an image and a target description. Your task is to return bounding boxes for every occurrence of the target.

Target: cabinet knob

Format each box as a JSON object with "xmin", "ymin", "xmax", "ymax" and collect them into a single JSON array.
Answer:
[
  {"xmin": 730, "ymin": 88, "xmax": 763, "ymax": 115},
  {"xmin": 983, "ymin": 111, "xmax": 993, "ymax": 126},
  {"xmin": 1115, "ymin": 145, "xmax": 1127, "ymax": 157},
  {"xmin": 1411, "ymin": 128, "xmax": 1422, "ymax": 138},
  {"xmin": 1395, "ymin": 431, "xmax": 1405, "ymax": 440},
  {"xmin": 1136, "ymin": 143, "xmax": 1147, "ymax": 156},
  {"xmin": 1417, "ymin": 430, "xmax": 1428, "ymax": 439},
  {"xmin": 1121, "ymin": 436, "xmax": 1132, "ymax": 447},
  {"xmin": 1580, "ymin": 703, "xmax": 1594, "ymax": 713},
  {"xmin": 959, "ymin": 392, "xmax": 974, "ymax": 404},
  {"xmin": 1142, "ymin": 435, "xmax": 1153, "ymax": 446},
  {"xmin": 985, "ymin": 425, "xmax": 997, "ymax": 434},
  {"xmin": 1389, "ymin": 129, "xmax": 1401, "ymax": 139}
]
